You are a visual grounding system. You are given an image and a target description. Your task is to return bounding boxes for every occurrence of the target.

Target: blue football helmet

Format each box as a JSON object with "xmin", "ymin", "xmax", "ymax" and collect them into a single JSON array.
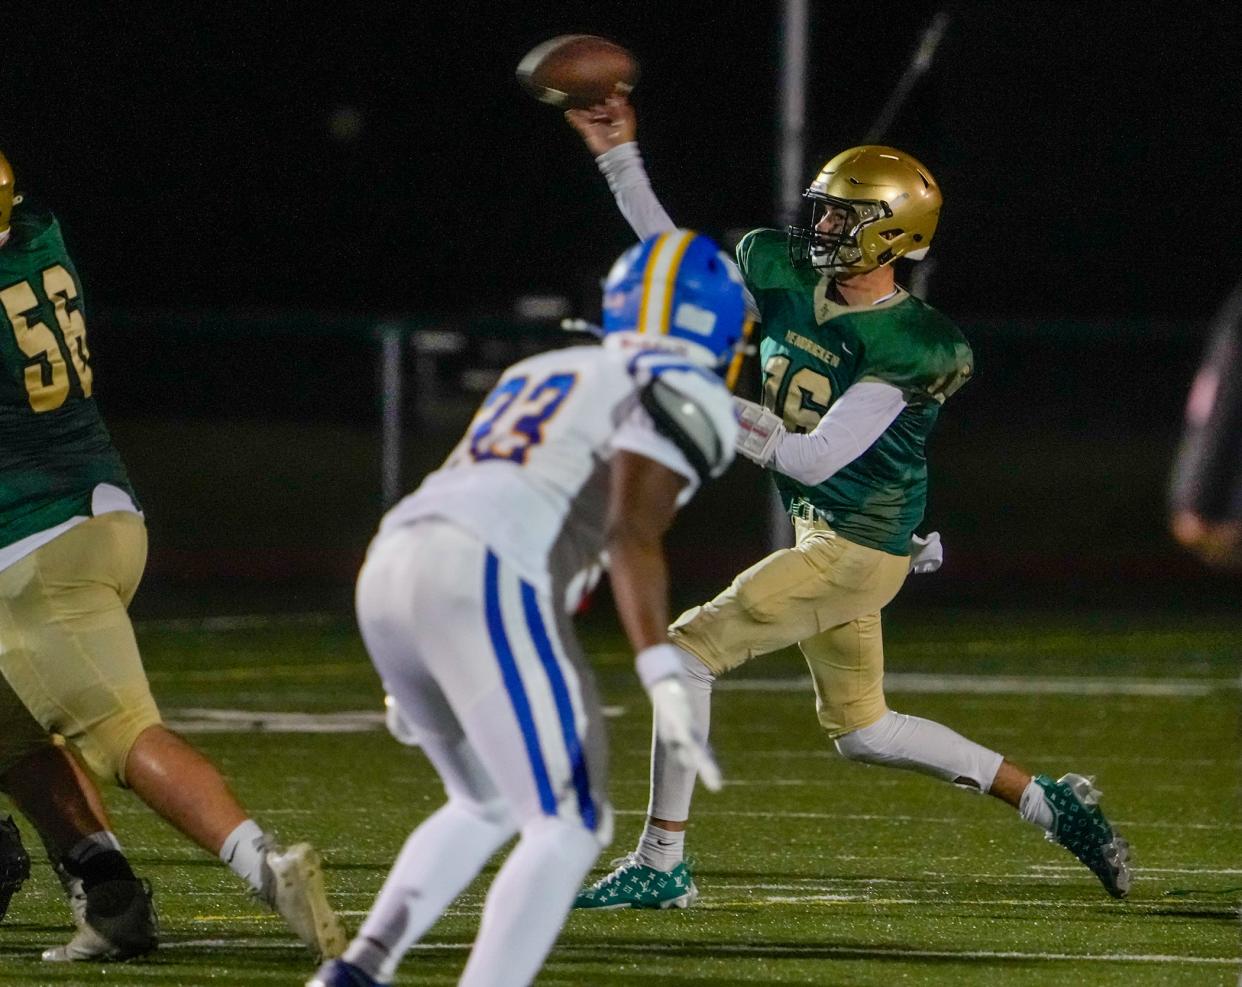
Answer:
[{"xmin": 601, "ymin": 230, "xmax": 752, "ymax": 386}]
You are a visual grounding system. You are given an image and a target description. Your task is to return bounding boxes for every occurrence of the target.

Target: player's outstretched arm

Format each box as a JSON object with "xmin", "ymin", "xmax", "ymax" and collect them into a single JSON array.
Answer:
[
  {"xmin": 565, "ymin": 93, "xmax": 677, "ymax": 241},
  {"xmin": 605, "ymin": 450, "xmax": 722, "ymax": 791}
]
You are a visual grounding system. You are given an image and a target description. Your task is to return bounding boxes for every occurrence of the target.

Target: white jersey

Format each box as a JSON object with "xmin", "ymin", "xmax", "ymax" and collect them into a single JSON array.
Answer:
[{"xmin": 380, "ymin": 338, "xmax": 737, "ymax": 600}]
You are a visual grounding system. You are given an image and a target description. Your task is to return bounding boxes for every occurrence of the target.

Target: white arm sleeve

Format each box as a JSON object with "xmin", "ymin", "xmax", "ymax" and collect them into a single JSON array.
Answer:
[
  {"xmin": 595, "ymin": 143, "xmax": 677, "ymax": 240},
  {"xmin": 596, "ymin": 143, "xmax": 760, "ymax": 318},
  {"xmin": 771, "ymin": 381, "xmax": 908, "ymax": 485}
]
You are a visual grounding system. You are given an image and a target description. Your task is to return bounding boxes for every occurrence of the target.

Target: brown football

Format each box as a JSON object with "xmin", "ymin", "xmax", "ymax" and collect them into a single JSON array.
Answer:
[{"xmin": 516, "ymin": 35, "xmax": 639, "ymax": 110}]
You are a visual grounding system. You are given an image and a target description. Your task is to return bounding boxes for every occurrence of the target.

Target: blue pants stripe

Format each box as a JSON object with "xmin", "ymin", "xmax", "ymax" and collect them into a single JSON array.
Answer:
[
  {"xmin": 519, "ymin": 580, "xmax": 597, "ymax": 831},
  {"xmin": 483, "ymin": 551, "xmax": 556, "ymax": 816}
]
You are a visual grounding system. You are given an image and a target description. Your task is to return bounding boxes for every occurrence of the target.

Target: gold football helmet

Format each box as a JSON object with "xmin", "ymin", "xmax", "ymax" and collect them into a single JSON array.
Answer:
[
  {"xmin": 787, "ymin": 145, "xmax": 941, "ymax": 277},
  {"xmin": 0, "ymin": 151, "xmax": 20, "ymax": 237}
]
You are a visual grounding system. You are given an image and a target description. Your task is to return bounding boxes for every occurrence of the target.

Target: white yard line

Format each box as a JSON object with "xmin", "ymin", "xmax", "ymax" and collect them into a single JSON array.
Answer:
[
  {"xmin": 613, "ymin": 807, "xmax": 1242, "ymax": 832},
  {"xmin": 155, "ymin": 938, "xmax": 1242, "ymax": 966},
  {"xmin": 137, "ymin": 611, "xmax": 340, "ymax": 632},
  {"xmin": 717, "ymin": 673, "xmax": 1240, "ymax": 696},
  {"xmin": 397, "ymin": 941, "xmax": 1241, "ymax": 966}
]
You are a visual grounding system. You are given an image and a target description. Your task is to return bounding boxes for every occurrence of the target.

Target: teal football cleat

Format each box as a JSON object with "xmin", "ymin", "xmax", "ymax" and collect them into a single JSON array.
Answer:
[
  {"xmin": 574, "ymin": 854, "xmax": 698, "ymax": 910},
  {"xmin": 1034, "ymin": 773, "xmax": 1132, "ymax": 898}
]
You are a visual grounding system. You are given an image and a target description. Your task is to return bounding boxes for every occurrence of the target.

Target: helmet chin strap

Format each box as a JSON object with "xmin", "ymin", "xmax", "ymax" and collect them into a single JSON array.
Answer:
[{"xmin": 0, "ymin": 230, "xmax": 10, "ymax": 248}]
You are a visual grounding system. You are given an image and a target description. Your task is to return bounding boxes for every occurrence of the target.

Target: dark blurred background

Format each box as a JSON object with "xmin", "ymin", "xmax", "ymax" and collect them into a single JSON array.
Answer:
[{"xmin": 4, "ymin": 1, "xmax": 1241, "ymax": 616}]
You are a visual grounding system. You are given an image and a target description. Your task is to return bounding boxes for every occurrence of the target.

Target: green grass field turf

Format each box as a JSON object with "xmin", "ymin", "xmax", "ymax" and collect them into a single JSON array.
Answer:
[{"xmin": 0, "ymin": 606, "xmax": 1237, "ymax": 986}]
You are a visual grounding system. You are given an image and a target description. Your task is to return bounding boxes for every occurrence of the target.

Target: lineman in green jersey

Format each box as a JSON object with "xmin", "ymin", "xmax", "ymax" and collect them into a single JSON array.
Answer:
[
  {"xmin": 0, "ymin": 150, "xmax": 344, "ymax": 963},
  {"xmin": 563, "ymin": 94, "xmax": 1131, "ymax": 906}
]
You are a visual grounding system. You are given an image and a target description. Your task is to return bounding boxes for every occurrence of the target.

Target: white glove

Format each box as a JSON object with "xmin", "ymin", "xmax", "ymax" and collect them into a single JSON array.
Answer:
[
  {"xmin": 635, "ymin": 644, "xmax": 722, "ymax": 792},
  {"xmin": 384, "ymin": 693, "xmax": 421, "ymax": 746},
  {"xmin": 908, "ymin": 531, "xmax": 943, "ymax": 574},
  {"xmin": 732, "ymin": 396, "xmax": 785, "ymax": 468}
]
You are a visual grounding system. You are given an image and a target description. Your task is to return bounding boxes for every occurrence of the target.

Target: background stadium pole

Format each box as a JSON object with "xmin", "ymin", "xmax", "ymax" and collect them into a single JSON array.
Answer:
[
  {"xmin": 863, "ymin": 7, "xmax": 954, "ymax": 144},
  {"xmin": 767, "ymin": 0, "xmax": 811, "ymax": 552},
  {"xmin": 777, "ymin": 0, "xmax": 810, "ymax": 230},
  {"xmin": 378, "ymin": 323, "xmax": 404, "ymax": 509}
]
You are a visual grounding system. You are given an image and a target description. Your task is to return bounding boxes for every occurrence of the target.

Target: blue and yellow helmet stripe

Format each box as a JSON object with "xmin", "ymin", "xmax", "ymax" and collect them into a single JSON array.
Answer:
[{"xmin": 602, "ymin": 229, "xmax": 749, "ymax": 382}]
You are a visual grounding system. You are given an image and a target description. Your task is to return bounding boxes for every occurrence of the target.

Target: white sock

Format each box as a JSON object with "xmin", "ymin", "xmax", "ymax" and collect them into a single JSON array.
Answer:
[
  {"xmin": 636, "ymin": 823, "xmax": 684, "ymax": 871},
  {"xmin": 218, "ymin": 819, "xmax": 268, "ymax": 893},
  {"xmin": 647, "ymin": 646, "xmax": 714, "ymax": 821},
  {"xmin": 1019, "ymin": 778, "xmax": 1056, "ymax": 831},
  {"xmin": 458, "ymin": 817, "xmax": 599, "ymax": 987},
  {"xmin": 346, "ymin": 800, "xmax": 514, "ymax": 983}
]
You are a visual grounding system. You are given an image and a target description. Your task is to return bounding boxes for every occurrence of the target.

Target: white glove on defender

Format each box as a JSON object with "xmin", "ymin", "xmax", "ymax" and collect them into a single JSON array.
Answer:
[
  {"xmin": 732, "ymin": 396, "xmax": 785, "ymax": 468},
  {"xmin": 635, "ymin": 644, "xmax": 722, "ymax": 792},
  {"xmin": 908, "ymin": 531, "xmax": 943, "ymax": 574}
]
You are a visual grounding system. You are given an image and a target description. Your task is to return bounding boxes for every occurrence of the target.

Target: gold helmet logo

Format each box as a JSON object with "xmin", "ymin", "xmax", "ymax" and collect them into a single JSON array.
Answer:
[{"xmin": 788, "ymin": 145, "xmax": 942, "ymax": 277}]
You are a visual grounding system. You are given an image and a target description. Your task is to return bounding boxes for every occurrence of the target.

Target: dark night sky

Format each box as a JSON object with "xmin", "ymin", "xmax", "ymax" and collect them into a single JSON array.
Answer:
[{"xmin": 5, "ymin": 2, "xmax": 1242, "ymax": 325}]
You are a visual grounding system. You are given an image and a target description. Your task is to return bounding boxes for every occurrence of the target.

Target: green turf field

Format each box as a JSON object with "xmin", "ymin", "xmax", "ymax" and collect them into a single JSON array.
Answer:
[{"xmin": 1, "ymin": 607, "xmax": 1238, "ymax": 986}]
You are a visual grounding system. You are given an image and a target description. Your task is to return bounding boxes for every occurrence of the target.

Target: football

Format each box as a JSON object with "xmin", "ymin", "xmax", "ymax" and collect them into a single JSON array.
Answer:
[{"xmin": 516, "ymin": 35, "xmax": 639, "ymax": 109}]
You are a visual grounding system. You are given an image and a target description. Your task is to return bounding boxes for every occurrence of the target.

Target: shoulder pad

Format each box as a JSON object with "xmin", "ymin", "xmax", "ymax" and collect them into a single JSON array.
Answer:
[
  {"xmin": 637, "ymin": 367, "xmax": 737, "ymax": 482},
  {"xmin": 856, "ymin": 303, "xmax": 974, "ymax": 405}
]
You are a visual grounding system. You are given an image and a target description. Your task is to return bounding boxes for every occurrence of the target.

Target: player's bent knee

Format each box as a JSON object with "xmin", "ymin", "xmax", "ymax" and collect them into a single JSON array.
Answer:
[
  {"xmin": 833, "ymin": 723, "xmax": 887, "ymax": 764},
  {"xmin": 669, "ymin": 608, "xmax": 733, "ymax": 677},
  {"xmin": 450, "ymin": 794, "xmax": 516, "ymax": 835},
  {"xmin": 519, "ymin": 813, "xmax": 604, "ymax": 863},
  {"xmin": 832, "ymin": 711, "xmax": 913, "ymax": 765},
  {"xmin": 832, "ymin": 710, "xmax": 1002, "ymax": 792},
  {"xmin": 78, "ymin": 700, "xmax": 163, "ymax": 785},
  {"xmin": 734, "ymin": 583, "xmax": 784, "ymax": 624}
]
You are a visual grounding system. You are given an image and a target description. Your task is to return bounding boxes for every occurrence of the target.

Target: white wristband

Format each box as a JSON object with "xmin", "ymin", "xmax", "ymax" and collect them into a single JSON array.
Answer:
[{"xmin": 635, "ymin": 643, "xmax": 683, "ymax": 691}]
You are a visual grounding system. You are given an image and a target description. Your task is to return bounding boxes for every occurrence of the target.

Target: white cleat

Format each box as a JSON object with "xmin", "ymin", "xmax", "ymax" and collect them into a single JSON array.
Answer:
[{"xmin": 260, "ymin": 842, "xmax": 347, "ymax": 961}]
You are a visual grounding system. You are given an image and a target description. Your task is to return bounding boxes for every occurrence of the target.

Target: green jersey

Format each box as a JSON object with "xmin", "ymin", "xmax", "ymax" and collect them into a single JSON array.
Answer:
[
  {"xmin": 736, "ymin": 229, "xmax": 972, "ymax": 555},
  {"xmin": 0, "ymin": 204, "xmax": 135, "ymax": 552}
]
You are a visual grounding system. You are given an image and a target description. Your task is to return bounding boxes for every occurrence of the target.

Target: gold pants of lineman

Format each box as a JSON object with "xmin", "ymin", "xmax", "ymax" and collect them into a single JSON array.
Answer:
[
  {"xmin": 0, "ymin": 512, "xmax": 162, "ymax": 782},
  {"xmin": 669, "ymin": 515, "xmax": 909, "ymax": 737}
]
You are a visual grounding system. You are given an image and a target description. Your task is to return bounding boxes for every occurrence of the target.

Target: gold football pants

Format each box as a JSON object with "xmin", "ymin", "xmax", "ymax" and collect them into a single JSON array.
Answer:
[
  {"xmin": 0, "ymin": 512, "xmax": 162, "ymax": 782},
  {"xmin": 669, "ymin": 516, "xmax": 909, "ymax": 737}
]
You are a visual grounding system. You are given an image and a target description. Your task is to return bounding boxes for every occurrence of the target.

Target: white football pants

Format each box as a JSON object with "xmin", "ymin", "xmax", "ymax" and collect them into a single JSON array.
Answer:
[{"xmin": 353, "ymin": 519, "xmax": 611, "ymax": 986}]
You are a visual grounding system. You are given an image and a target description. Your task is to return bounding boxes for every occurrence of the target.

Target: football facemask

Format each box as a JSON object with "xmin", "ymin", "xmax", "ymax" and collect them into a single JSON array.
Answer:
[{"xmin": 787, "ymin": 145, "xmax": 941, "ymax": 278}]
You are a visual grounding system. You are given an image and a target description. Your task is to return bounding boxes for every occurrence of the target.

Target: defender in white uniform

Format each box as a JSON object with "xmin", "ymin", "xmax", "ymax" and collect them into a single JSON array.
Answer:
[{"xmin": 310, "ymin": 230, "xmax": 753, "ymax": 987}]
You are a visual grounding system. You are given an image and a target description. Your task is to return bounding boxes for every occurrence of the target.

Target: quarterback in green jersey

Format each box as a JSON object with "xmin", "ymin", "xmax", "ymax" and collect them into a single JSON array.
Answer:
[
  {"xmin": 561, "ymin": 94, "xmax": 1131, "ymax": 908},
  {"xmin": 0, "ymin": 150, "xmax": 344, "ymax": 962}
]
